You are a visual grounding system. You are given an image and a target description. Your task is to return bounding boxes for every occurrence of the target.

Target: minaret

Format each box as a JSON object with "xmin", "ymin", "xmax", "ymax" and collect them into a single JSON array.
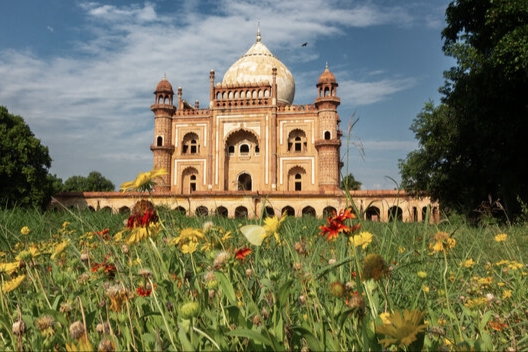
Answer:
[
  {"xmin": 314, "ymin": 64, "xmax": 342, "ymax": 191},
  {"xmin": 150, "ymin": 76, "xmax": 175, "ymax": 191}
]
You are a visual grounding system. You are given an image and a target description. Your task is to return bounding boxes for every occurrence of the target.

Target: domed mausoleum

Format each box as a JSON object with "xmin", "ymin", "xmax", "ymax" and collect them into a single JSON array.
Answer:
[{"xmin": 51, "ymin": 27, "xmax": 439, "ymax": 221}]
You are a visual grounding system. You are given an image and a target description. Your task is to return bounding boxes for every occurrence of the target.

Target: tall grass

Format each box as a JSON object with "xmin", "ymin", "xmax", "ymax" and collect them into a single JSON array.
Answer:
[{"xmin": 0, "ymin": 204, "xmax": 527, "ymax": 351}]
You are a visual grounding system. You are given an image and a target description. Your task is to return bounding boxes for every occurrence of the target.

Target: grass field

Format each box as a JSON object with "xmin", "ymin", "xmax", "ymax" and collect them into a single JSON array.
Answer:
[{"xmin": 1, "ymin": 201, "xmax": 527, "ymax": 351}]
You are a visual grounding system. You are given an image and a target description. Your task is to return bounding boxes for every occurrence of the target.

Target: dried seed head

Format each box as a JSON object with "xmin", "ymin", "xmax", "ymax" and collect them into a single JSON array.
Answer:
[
  {"xmin": 98, "ymin": 338, "xmax": 115, "ymax": 352},
  {"xmin": 35, "ymin": 315, "xmax": 55, "ymax": 331},
  {"xmin": 12, "ymin": 320, "xmax": 26, "ymax": 336},
  {"xmin": 69, "ymin": 321, "xmax": 85, "ymax": 340}
]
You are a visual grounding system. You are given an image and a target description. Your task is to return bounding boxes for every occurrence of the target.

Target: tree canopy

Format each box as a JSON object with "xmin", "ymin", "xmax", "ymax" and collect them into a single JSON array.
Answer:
[
  {"xmin": 340, "ymin": 173, "xmax": 362, "ymax": 191},
  {"xmin": 399, "ymin": 0, "xmax": 528, "ymax": 220},
  {"xmin": 0, "ymin": 106, "xmax": 55, "ymax": 210},
  {"xmin": 62, "ymin": 171, "xmax": 115, "ymax": 192}
]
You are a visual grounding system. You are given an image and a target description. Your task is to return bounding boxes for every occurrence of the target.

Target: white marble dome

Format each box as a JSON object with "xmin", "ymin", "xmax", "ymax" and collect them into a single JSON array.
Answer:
[{"xmin": 222, "ymin": 29, "xmax": 295, "ymax": 105}]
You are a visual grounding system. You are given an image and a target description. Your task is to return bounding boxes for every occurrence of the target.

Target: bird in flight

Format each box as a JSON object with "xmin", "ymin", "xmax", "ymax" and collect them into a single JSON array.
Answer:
[{"xmin": 301, "ymin": 42, "xmax": 308, "ymax": 47}]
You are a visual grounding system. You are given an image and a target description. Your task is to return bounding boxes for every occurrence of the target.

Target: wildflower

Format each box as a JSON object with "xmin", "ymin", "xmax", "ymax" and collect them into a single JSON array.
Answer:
[
  {"xmin": 488, "ymin": 320, "xmax": 508, "ymax": 332},
  {"xmin": 429, "ymin": 232, "xmax": 456, "ymax": 253},
  {"xmin": 12, "ymin": 320, "xmax": 26, "ymax": 336},
  {"xmin": 0, "ymin": 261, "xmax": 20, "ymax": 275},
  {"xmin": 172, "ymin": 228, "xmax": 205, "ymax": 247},
  {"xmin": 319, "ymin": 208, "xmax": 358, "ymax": 241},
  {"xmin": 263, "ymin": 212, "xmax": 287, "ymax": 243},
  {"xmin": 96, "ymin": 322, "xmax": 110, "ymax": 334},
  {"xmin": 120, "ymin": 168, "xmax": 168, "ymax": 192},
  {"xmin": 69, "ymin": 321, "xmax": 85, "ymax": 340},
  {"xmin": 375, "ymin": 309, "xmax": 427, "ymax": 349},
  {"xmin": 180, "ymin": 302, "xmax": 201, "ymax": 319},
  {"xmin": 362, "ymin": 253, "xmax": 388, "ymax": 281},
  {"xmin": 213, "ymin": 251, "xmax": 230, "ymax": 269},
  {"xmin": 137, "ymin": 283, "xmax": 155, "ymax": 297},
  {"xmin": 181, "ymin": 241, "xmax": 198, "ymax": 254},
  {"xmin": 51, "ymin": 240, "xmax": 70, "ymax": 260},
  {"xmin": 20, "ymin": 226, "xmax": 31, "ymax": 235},
  {"xmin": 398, "ymin": 246, "xmax": 406, "ymax": 254},
  {"xmin": 98, "ymin": 339, "xmax": 115, "ymax": 352},
  {"xmin": 1, "ymin": 274, "xmax": 26, "ymax": 293},
  {"xmin": 460, "ymin": 258, "xmax": 476, "ymax": 268},
  {"xmin": 60, "ymin": 301, "xmax": 73, "ymax": 314},
  {"xmin": 494, "ymin": 233, "xmax": 507, "ymax": 242},
  {"xmin": 202, "ymin": 221, "xmax": 215, "ymax": 232},
  {"xmin": 502, "ymin": 290, "xmax": 512, "ymax": 299},
  {"xmin": 127, "ymin": 200, "xmax": 159, "ymax": 229},
  {"xmin": 346, "ymin": 294, "xmax": 365, "ymax": 317},
  {"xmin": 417, "ymin": 271, "xmax": 427, "ymax": 279},
  {"xmin": 106, "ymin": 284, "xmax": 129, "ymax": 312},
  {"xmin": 35, "ymin": 315, "xmax": 56, "ymax": 337},
  {"xmin": 294, "ymin": 241, "xmax": 307, "ymax": 255},
  {"xmin": 234, "ymin": 247, "xmax": 252, "ymax": 260},
  {"xmin": 124, "ymin": 223, "xmax": 162, "ymax": 245},
  {"xmin": 379, "ymin": 312, "xmax": 391, "ymax": 325},
  {"xmin": 422, "ymin": 285, "xmax": 430, "ymax": 294},
  {"xmin": 138, "ymin": 268, "xmax": 153, "ymax": 279},
  {"xmin": 330, "ymin": 281, "xmax": 346, "ymax": 297},
  {"xmin": 351, "ymin": 231, "xmax": 373, "ymax": 249},
  {"xmin": 464, "ymin": 297, "xmax": 488, "ymax": 309}
]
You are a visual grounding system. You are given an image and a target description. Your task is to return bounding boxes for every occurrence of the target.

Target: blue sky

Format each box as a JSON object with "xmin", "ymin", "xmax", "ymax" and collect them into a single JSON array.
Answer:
[{"xmin": 0, "ymin": 0, "xmax": 454, "ymax": 190}]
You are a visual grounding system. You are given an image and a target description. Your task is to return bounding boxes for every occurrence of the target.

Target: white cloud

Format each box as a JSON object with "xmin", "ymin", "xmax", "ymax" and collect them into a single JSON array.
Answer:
[{"xmin": 0, "ymin": 0, "xmax": 444, "ymax": 187}]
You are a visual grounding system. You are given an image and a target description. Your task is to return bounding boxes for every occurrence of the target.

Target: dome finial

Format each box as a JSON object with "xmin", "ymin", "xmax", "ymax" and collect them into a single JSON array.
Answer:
[{"xmin": 256, "ymin": 22, "xmax": 261, "ymax": 43}]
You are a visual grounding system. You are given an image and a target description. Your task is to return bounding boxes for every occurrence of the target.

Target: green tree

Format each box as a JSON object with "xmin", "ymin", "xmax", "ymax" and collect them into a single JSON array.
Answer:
[
  {"xmin": 399, "ymin": 0, "xmax": 528, "ymax": 219},
  {"xmin": 0, "ymin": 106, "xmax": 55, "ymax": 209},
  {"xmin": 63, "ymin": 171, "xmax": 115, "ymax": 192},
  {"xmin": 340, "ymin": 173, "xmax": 362, "ymax": 191}
]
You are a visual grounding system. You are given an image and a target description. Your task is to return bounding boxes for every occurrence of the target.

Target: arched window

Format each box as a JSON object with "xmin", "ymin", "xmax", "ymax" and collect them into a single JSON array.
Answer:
[
  {"xmin": 182, "ymin": 133, "xmax": 200, "ymax": 155},
  {"xmin": 240, "ymin": 144, "xmax": 250, "ymax": 155},
  {"xmin": 156, "ymin": 136, "xmax": 163, "ymax": 147},
  {"xmin": 295, "ymin": 173, "xmax": 302, "ymax": 191},
  {"xmin": 190, "ymin": 175, "xmax": 196, "ymax": 192},
  {"xmin": 324, "ymin": 131, "xmax": 331, "ymax": 140},
  {"xmin": 238, "ymin": 173, "xmax": 252, "ymax": 191},
  {"xmin": 288, "ymin": 129, "xmax": 307, "ymax": 152},
  {"xmin": 228, "ymin": 145, "xmax": 235, "ymax": 155}
]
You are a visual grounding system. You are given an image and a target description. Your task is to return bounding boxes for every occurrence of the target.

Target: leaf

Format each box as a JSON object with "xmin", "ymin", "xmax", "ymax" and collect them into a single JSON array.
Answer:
[
  {"xmin": 289, "ymin": 326, "xmax": 323, "ymax": 351},
  {"xmin": 215, "ymin": 271, "xmax": 237, "ymax": 305},
  {"xmin": 315, "ymin": 256, "xmax": 356, "ymax": 279},
  {"xmin": 225, "ymin": 328, "xmax": 273, "ymax": 347}
]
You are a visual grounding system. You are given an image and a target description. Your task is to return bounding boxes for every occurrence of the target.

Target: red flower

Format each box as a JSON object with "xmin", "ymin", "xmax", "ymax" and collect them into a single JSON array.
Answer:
[
  {"xmin": 137, "ymin": 284, "xmax": 156, "ymax": 297},
  {"xmin": 319, "ymin": 208, "xmax": 359, "ymax": 241},
  {"xmin": 235, "ymin": 247, "xmax": 252, "ymax": 260},
  {"xmin": 94, "ymin": 228, "xmax": 110, "ymax": 240}
]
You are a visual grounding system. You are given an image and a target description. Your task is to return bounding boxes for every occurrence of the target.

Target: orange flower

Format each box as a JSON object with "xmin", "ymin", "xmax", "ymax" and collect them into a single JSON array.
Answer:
[
  {"xmin": 319, "ymin": 208, "xmax": 359, "ymax": 241},
  {"xmin": 234, "ymin": 247, "xmax": 252, "ymax": 260}
]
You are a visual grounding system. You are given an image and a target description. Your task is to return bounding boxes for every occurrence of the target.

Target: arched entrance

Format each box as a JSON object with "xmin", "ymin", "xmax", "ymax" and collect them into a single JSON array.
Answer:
[{"xmin": 238, "ymin": 173, "xmax": 252, "ymax": 191}]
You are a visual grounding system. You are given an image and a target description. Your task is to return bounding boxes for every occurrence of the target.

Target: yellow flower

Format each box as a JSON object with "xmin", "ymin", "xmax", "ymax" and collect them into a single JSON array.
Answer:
[
  {"xmin": 502, "ymin": 290, "xmax": 512, "ymax": 299},
  {"xmin": 429, "ymin": 232, "xmax": 456, "ymax": 253},
  {"xmin": 124, "ymin": 223, "xmax": 162, "ymax": 245},
  {"xmin": 172, "ymin": 228, "xmax": 205, "ymax": 247},
  {"xmin": 120, "ymin": 168, "xmax": 168, "ymax": 192},
  {"xmin": 464, "ymin": 297, "xmax": 488, "ymax": 309},
  {"xmin": 181, "ymin": 242, "xmax": 198, "ymax": 254},
  {"xmin": 263, "ymin": 212, "xmax": 287, "ymax": 244},
  {"xmin": 351, "ymin": 231, "xmax": 373, "ymax": 249},
  {"xmin": 375, "ymin": 309, "xmax": 427, "ymax": 349},
  {"xmin": 460, "ymin": 258, "xmax": 476, "ymax": 268},
  {"xmin": 417, "ymin": 271, "xmax": 427, "ymax": 279},
  {"xmin": 422, "ymin": 285, "xmax": 430, "ymax": 293},
  {"xmin": 398, "ymin": 246, "xmax": 406, "ymax": 253},
  {"xmin": 1, "ymin": 274, "xmax": 26, "ymax": 293},
  {"xmin": 20, "ymin": 226, "xmax": 31, "ymax": 235},
  {"xmin": 494, "ymin": 233, "xmax": 507, "ymax": 242},
  {"xmin": 379, "ymin": 312, "xmax": 391, "ymax": 325},
  {"xmin": 51, "ymin": 240, "xmax": 70, "ymax": 260},
  {"xmin": 0, "ymin": 261, "xmax": 20, "ymax": 275}
]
